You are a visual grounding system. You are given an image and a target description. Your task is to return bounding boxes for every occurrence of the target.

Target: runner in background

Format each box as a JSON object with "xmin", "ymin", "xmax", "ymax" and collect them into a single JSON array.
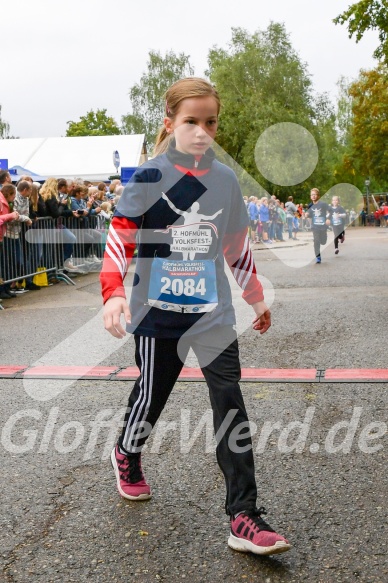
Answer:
[
  {"xmin": 330, "ymin": 195, "xmax": 347, "ymax": 255},
  {"xmin": 305, "ymin": 188, "xmax": 332, "ymax": 264}
]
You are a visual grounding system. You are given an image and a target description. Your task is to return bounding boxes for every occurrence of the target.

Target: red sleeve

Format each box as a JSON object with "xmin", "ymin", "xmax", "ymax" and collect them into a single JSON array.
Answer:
[
  {"xmin": 100, "ymin": 216, "xmax": 138, "ymax": 304},
  {"xmin": 223, "ymin": 227, "xmax": 264, "ymax": 304},
  {"xmin": 0, "ymin": 212, "xmax": 16, "ymax": 226}
]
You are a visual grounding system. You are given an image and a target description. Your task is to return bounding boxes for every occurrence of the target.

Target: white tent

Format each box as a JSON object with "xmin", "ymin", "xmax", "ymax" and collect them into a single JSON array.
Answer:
[{"xmin": 0, "ymin": 134, "xmax": 146, "ymax": 181}]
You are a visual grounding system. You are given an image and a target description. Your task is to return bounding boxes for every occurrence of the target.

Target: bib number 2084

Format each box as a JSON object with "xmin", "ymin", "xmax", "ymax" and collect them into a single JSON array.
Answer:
[{"xmin": 160, "ymin": 277, "xmax": 206, "ymax": 297}]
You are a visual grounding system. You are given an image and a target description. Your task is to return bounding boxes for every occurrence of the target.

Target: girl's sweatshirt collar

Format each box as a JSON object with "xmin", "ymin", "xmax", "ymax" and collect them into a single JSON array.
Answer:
[{"xmin": 166, "ymin": 141, "xmax": 216, "ymax": 170}]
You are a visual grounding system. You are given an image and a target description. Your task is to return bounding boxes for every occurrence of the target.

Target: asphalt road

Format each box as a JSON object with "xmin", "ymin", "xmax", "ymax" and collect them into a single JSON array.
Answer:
[{"xmin": 1, "ymin": 226, "xmax": 387, "ymax": 582}]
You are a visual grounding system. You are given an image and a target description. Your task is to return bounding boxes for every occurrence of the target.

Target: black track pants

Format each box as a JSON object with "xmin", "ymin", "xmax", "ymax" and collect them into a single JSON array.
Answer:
[
  {"xmin": 118, "ymin": 327, "xmax": 258, "ymax": 515},
  {"xmin": 333, "ymin": 226, "xmax": 345, "ymax": 250}
]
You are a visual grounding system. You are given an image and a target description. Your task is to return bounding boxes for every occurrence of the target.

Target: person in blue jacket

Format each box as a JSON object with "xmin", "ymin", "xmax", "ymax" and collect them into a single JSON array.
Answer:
[
  {"xmin": 258, "ymin": 197, "xmax": 272, "ymax": 243},
  {"xmin": 247, "ymin": 196, "xmax": 259, "ymax": 242}
]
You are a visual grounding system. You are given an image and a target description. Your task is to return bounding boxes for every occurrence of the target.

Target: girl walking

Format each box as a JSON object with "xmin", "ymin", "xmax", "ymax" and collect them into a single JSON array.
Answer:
[{"xmin": 100, "ymin": 77, "xmax": 290, "ymax": 556}]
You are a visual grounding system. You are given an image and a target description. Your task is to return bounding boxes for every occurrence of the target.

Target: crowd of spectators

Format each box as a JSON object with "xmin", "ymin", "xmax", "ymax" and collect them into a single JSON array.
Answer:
[
  {"xmin": 243, "ymin": 193, "xmax": 380, "ymax": 245},
  {"xmin": 0, "ymin": 171, "xmax": 123, "ymax": 302},
  {"xmin": 1, "ymin": 169, "xmax": 387, "ymax": 305},
  {"xmin": 245, "ymin": 194, "xmax": 310, "ymax": 244},
  {"xmin": 371, "ymin": 202, "xmax": 388, "ymax": 227}
]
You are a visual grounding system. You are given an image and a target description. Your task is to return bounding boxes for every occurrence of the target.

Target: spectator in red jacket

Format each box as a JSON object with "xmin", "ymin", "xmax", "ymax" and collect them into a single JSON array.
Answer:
[
  {"xmin": 0, "ymin": 184, "xmax": 20, "ymax": 299},
  {"xmin": 374, "ymin": 208, "xmax": 383, "ymax": 227},
  {"xmin": 380, "ymin": 203, "xmax": 388, "ymax": 228}
]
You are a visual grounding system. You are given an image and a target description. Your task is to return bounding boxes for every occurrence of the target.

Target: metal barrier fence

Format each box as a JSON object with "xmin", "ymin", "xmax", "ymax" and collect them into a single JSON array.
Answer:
[
  {"xmin": 61, "ymin": 214, "xmax": 106, "ymax": 264},
  {"xmin": 0, "ymin": 215, "xmax": 108, "ymax": 308}
]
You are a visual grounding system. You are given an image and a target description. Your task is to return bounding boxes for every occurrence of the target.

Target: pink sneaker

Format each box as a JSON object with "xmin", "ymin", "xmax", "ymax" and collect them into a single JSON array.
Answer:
[
  {"xmin": 228, "ymin": 507, "xmax": 291, "ymax": 555},
  {"xmin": 111, "ymin": 445, "xmax": 151, "ymax": 500}
]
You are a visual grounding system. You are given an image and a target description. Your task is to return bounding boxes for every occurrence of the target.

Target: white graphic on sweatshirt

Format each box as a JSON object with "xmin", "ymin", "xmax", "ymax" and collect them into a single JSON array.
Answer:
[
  {"xmin": 161, "ymin": 192, "xmax": 223, "ymax": 259},
  {"xmin": 312, "ymin": 206, "xmax": 326, "ymax": 225}
]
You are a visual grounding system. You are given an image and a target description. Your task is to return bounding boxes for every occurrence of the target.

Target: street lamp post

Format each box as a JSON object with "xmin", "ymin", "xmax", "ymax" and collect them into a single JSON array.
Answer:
[
  {"xmin": 365, "ymin": 179, "xmax": 370, "ymax": 219},
  {"xmin": 113, "ymin": 150, "xmax": 120, "ymax": 175}
]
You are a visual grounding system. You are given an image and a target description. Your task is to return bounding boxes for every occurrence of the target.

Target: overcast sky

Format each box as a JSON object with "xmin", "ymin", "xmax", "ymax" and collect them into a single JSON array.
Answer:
[{"xmin": 2, "ymin": 0, "xmax": 379, "ymax": 139}]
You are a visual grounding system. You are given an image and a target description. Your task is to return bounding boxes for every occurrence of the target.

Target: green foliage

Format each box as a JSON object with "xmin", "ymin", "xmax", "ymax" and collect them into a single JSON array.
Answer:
[
  {"xmin": 310, "ymin": 92, "xmax": 343, "ymax": 195},
  {"xmin": 66, "ymin": 109, "xmax": 120, "ymax": 136},
  {"xmin": 347, "ymin": 64, "xmax": 388, "ymax": 186},
  {"xmin": 333, "ymin": 0, "xmax": 388, "ymax": 64},
  {"xmin": 335, "ymin": 76, "xmax": 354, "ymax": 146},
  {"xmin": 122, "ymin": 50, "xmax": 194, "ymax": 148},
  {"xmin": 331, "ymin": 77, "xmax": 362, "ymax": 187},
  {"xmin": 207, "ymin": 24, "xmax": 341, "ymax": 202}
]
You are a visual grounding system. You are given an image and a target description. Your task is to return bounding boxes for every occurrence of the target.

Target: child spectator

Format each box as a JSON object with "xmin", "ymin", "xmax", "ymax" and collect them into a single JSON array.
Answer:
[
  {"xmin": 0, "ymin": 184, "xmax": 19, "ymax": 299},
  {"xmin": 292, "ymin": 213, "xmax": 299, "ymax": 240},
  {"xmin": 259, "ymin": 197, "xmax": 271, "ymax": 243},
  {"xmin": 247, "ymin": 196, "xmax": 259, "ymax": 243}
]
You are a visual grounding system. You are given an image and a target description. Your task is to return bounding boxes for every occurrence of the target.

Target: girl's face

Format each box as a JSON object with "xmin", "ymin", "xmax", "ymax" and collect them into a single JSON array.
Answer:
[
  {"xmin": 332, "ymin": 197, "xmax": 339, "ymax": 207},
  {"xmin": 164, "ymin": 96, "xmax": 218, "ymax": 156}
]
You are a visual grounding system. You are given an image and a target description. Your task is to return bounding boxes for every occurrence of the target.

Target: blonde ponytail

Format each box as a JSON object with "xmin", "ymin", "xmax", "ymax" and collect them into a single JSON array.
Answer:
[{"xmin": 153, "ymin": 127, "xmax": 173, "ymax": 157}]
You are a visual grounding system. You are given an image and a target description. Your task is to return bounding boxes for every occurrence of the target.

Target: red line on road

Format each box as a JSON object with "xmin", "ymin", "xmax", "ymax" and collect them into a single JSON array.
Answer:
[
  {"xmin": 0, "ymin": 366, "xmax": 387, "ymax": 382},
  {"xmin": 1, "ymin": 365, "xmax": 317, "ymax": 381},
  {"xmin": 21, "ymin": 365, "xmax": 120, "ymax": 379},
  {"xmin": 241, "ymin": 368, "xmax": 317, "ymax": 380},
  {"xmin": 116, "ymin": 367, "xmax": 206, "ymax": 380},
  {"xmin": 0, "ymin": 365, "xmax": 28, "ymax": 378},
  {"xmin": 108, "ymin": 367, "xmax": 318, "ymax": 381},
  {"xmin": 325, "ymin": 369, "xmax": 388, "ymax": 381}
]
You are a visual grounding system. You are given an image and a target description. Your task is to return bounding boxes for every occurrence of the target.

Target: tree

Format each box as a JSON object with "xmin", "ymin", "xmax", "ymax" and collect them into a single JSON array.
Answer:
[
  {"xmin": 347, "ymin": 64, "xmax": 388, "ymax": 185},
  {"xmin": 310, "ymin": 92, "xmax": 343, "ymax": 192},
  {"xmin": 0, "ymin": 105, "xmax": 11, "ymax": 139},
  {"xmin": 333, "ymin": 0, "xmax": 388, "ymax": 64},
  {"xmin": 331, "ymin": 77, "xmax": 361, "ymax": 186},
  {"xmin": 122, "ymin": 50, "xmax": 194, "ymax": 148},
  {"xmin": 207, "ymin": 24, "xmax": 339, "ymax": 200},
  {"xmin": 66, "ymin": 109, "xmax": 120, "ymax": 136},
  {"xmin": 335, "ymin": 76, "xmax": 354, "ymax": 146}
]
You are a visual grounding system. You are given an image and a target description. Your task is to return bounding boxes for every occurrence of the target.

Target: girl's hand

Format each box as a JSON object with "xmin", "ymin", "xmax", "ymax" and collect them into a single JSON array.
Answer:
[
  {"xmin": 103, "ymin": 296, "xmax": 131, "ymax": 338},
  {"xmin": 251, "ymin": 301, "xmax": 271, "ymax": 334}
]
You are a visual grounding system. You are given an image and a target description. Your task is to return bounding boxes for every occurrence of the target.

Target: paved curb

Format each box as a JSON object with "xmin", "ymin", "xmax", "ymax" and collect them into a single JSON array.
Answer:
[{"xmin": 252, "ymin": 239, "xmax": 309, "ymax": 251}]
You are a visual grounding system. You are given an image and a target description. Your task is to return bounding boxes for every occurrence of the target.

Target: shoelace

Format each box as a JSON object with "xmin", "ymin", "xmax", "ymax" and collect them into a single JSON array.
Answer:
[
  {"xmin": 245, "ymin": 507, "xmax": 275, "ymax": 533},
  {"xmin": 118, "ymin": 454, "xmax": 144, "ymax": 484}
]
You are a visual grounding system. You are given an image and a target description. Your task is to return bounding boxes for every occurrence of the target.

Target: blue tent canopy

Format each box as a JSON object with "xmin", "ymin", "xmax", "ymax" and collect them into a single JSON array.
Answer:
[{"xmin": 9, "ymin": 165, "xmax": 47, "ymax": 183}]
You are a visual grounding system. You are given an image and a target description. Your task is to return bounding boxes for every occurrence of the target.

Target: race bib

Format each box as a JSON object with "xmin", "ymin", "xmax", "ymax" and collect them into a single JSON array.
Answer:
[
  {"xmin": 332, "ymin": 213, "xmax": 342, "ymax": 226},
  {"xmin": 148, "ymin": 258, "xmax": 218, "ymax": 314},
  {"xmin": 313, "ymin": 215, "xmax": 325, "ymax": 226}
]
